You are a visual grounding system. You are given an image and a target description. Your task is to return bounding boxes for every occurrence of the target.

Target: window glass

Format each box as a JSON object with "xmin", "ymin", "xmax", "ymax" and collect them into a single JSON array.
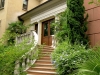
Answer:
[
  {"xmin": 0, "ymin": 20, "xmax": 1, "ymax": 31},
  {"xmin": 23, "ymin": 0, "xmax": 28, "ymax": 10},
  {"xmin": 0, "ymin": 0, "xmax": 5, "ymax": 8},
  {"xmin": 50, "ymin": 19, "xmax": 55, "ymax": 35},
  {"xmin": 44, "ymin": 22, "xmax": 48, "ymax": 36},
  {"xmin": 0, "ymin": 20, "xmax": 1, "ymax": 27},
  {"xmin": 35, "ymin": 24, "xmax": 38, "ymax": 34}
]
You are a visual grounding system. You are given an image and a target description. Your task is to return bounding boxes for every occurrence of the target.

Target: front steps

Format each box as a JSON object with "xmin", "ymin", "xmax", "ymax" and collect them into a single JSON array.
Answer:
[{"xmin": 27, "ymin": 46, "xmax": 57, "ymax": 75}]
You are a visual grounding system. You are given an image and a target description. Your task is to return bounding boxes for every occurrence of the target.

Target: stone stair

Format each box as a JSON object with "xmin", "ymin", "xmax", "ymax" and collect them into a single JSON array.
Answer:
[{"xmin": 27, "ymin": 45, "xmax": 57, "ymax": 75}]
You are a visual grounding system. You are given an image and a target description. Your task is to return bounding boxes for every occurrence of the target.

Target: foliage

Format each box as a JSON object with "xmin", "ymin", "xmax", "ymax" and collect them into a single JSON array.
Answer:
[
  {"xmin": 66, "ymin": 0, "xmax": 89, "ymax": 45},
  {"xmin": 0, "ymin": 44, "xmax": 6, "ymax": 53},
  {"xmin": 51, "ymin": 0, "xmax": 90, "ymax": 75},
  {"xmin": 0, "ymin": 40, "xmax": 35, "ymax": 75},
  {"xmin": 1, "ymin": 21, "xmax": 30, "ymax": 46},
  {"xmin": 78, "ymin": 46, "xmax": 100, "ymax": 75},
  {"xmin": 52, "ymin": 0, "xmax": 88, "ymax": 45},
  {"xmin": 52, "ymin": 40, "xmax": 91, "ymax": 75},
  {"xmin": 89, "ymin": 0, "xmax": 100, "ymax": 5},
  {"xmin": 52, "ymin": 10, "xmax": 68, "ymax": 42}
]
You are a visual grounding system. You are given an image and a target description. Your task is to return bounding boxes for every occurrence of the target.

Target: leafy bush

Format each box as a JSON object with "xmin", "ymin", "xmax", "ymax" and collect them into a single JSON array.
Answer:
[
  {"xmin": 52, "ymin": 10, "xmax": 68, "ymax": 43},
  {"xmin": 0, "ymin": 40, "xmax": 34, "ymax": 75},
  {"xmin": 78, "ymin": 46, "xmax": 100, "ymax": 75},
  {"xmin": 52, "ymin": 41, "xmax": 91, "ymax": 75},
  {"xmin": 1, "ymin": 21, "xmax": 30, "ymax": 46}
]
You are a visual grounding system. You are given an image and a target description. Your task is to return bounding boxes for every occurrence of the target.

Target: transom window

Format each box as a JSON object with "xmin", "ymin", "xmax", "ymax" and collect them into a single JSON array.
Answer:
[
  {"xmin": 23, "ymin": 0, "xmax": 28, "ymax": 10},
  {"xmin": 0, "ymin": 0, "xmax": 5, "ymax": 9}
]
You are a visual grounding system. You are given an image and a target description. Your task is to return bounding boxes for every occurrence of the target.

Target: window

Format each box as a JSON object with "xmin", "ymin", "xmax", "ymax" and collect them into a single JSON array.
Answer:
[
  {"xmin": 23, "ymin": 0, "xmax": 28, "ymax": 10},
  {"xmin": 0, "ymin": 0, "xmax": 5, "ymax": 9},
  {"xmin": 35, "ymin": 24, "xmax": 38, "ymax": 34},
  {"xmin": 0, "ymin": 20, "xmax": 1, "ymax": 28}
]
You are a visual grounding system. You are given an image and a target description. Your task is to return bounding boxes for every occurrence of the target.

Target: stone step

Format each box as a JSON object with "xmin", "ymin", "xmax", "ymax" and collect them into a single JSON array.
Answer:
[
  {"xmin": 35, "ymin": 60, "xmax": 52, "ymax": 64},
  {"xmin": 39, "ymin": 47, "xmax": 54, "ymax": 50},
  {"xmin": 38, "ymin": 54, "xmax": 51, "ymax": 57},
  {"xmin": 27, "ymin": 70, "xmax": 57, "ymax": 75},
  {"xmin": 34, "ymin": 63, "xmax": 54, "ymax": 67},
  {"xmin": 39, "ymin": 49, "xmax": 54, "ymax": 52},
  {"xmin": 27, "ymin": 46, "xmax": 57, "ymax": 75},
  {"xmin": 41, "ymin": 50, "xmax": 53, "ymax": 52},
  {"xmin": 39, "ymin": 57, "xmax": 51, "ymax": 60},
  {"xmin": 28, "ymin": 66, "xmax": 56, "ymax": 71},
  {"xmin": 41, "ymin": 52, "xmax": 52, "ymax": 54}
]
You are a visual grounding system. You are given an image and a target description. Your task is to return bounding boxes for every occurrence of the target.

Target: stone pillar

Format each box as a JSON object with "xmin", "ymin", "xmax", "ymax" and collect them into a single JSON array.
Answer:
[
  {"xmin": 54, "ymin": 14, "xmax": 59, "ymax": 22},
  {"xmin": 37, "ymin": 21, "xmax": 42, "ymax": 45}
]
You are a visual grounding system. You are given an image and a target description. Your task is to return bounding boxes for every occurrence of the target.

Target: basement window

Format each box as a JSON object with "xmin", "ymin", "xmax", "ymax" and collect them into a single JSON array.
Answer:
[
  {"xmin": 23, "ymin": 0, "xmax": 28, "ymax": 10},
  {"xmin": 0, "ymin": 0, "xmax": 5, "ymax": 10}
]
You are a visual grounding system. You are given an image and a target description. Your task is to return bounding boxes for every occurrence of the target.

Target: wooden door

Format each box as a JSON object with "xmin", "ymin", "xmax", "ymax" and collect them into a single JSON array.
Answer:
[{"xmin": 42, "ymin": 19, "xmax": 54, "ymax": 46}]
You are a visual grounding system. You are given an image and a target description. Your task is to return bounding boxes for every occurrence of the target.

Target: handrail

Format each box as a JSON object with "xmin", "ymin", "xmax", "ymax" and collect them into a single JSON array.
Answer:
[{"xmin": 14, "ymin": 30, "xmax": 38, "ymax": 75}]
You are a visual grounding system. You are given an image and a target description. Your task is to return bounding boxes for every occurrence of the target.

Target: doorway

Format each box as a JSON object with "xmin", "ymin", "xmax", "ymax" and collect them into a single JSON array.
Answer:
[{"xmin": 42, "ymin": 19, "xmax": 55, "ymax": 46}]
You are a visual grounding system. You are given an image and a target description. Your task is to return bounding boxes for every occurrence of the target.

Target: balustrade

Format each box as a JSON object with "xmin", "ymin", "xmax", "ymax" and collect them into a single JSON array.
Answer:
[
  {"xmin": 16, "ymin": 30, "xmax": 34, "ymax": 45},
  {"xmin": 14, "ymin": 30, "xmax": 38, "ymax": 75},
  {"xmin": 52, "ymin": 35, "xmax": 56, "ymax": 48}
]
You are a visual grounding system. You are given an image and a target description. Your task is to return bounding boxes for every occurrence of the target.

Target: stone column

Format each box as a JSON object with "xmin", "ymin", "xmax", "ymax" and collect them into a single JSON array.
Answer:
[
  {"xmin": 54, "ymin": 14, "xmax": 59, "ymax": 22},
  {"xmin": 37, "ymin": 21, "xmax": 42, "ymax": 45}
]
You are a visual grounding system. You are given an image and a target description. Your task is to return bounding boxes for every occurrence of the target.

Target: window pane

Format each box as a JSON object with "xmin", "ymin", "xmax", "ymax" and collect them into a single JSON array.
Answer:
[
  {"xmin": 0, "ymin": 20, "xmax": 1, "ymax": 27},
  {"xmin": 23, "ymin": 0, "xmax": 28, "ymax": 10},
  {"xmin": 35, "ymin": 24, "xmax": 38, "ymax": 34},
  {"xmin": 0, "ymin": 0, "xmax": 5, "ymax": 8},
  {"xmin": 50, "ymin": 20, "xmax": 55, "ymax": 35},
  {"xmin": 1, "ymin": 0, "xmax": 4, "ymax": 7},
  {"xmin": 0, "ymin": 0, "xmax": 1, "ymax": 8},
  {"xmin": 44, "ymin": 22, "xmax": 48, "ymax": 36}
]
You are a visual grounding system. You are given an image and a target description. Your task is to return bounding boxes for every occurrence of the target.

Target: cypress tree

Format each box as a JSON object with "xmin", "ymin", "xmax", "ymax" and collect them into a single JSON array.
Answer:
[{"xmin": 67, "ymin": 0, "xmax": 88, "ymax": 45}]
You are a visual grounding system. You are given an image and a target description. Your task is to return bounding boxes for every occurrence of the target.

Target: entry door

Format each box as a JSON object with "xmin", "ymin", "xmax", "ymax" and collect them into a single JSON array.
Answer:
[{"xmin": 42, "ymin": 19, "xmax": 54, "ymax": 46}]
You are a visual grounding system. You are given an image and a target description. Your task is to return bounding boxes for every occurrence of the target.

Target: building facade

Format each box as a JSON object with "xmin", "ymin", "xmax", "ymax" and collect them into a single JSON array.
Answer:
[
  {"xmin": 19, "ymin": 0, "xmax": 67, "ymax": 45},
  {"xmin": 0, "ymin": 0, "xmax": 47, "ymax": 38},
  {"xmin": 19, "ymin": 0, "xmax": 100, "ymax": 47},
  {"xmin": 0, "ymin": 0, "xmax": 100, "ymax": 47}
]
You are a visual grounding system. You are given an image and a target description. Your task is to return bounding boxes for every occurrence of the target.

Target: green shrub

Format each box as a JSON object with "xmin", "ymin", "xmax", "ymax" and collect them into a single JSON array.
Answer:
[
  {"xmin": 0, "ymin": 40, "xmax": 34, "ymax": 75},
  {"xmin": 1, "ymin": 21, "xmax": 30, "ymax": 46},
  {"xmin": 52, "ymin": 10, "xmax": 68, "ymax": 43},
  {"xmin": 52, "ymin": 41, "xmax": 91, "ymax": 75},
  {"xmin": 78, "ymin": 46, "xmax": 100, "ymax": 75},
  {"xmin": 66, "ymin": 0, "xmax": 88, "ymax": 45}
]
